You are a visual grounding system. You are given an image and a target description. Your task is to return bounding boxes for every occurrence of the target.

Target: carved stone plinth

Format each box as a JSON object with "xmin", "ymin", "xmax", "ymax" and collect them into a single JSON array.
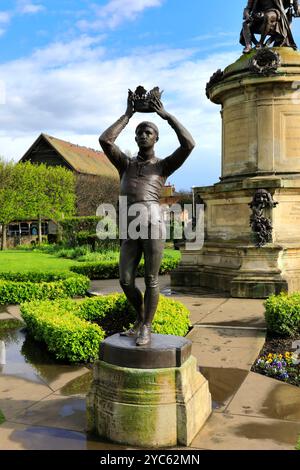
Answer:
[
  {"xmin": 172, "ymin": 48, "xmax": 300, "ymax": 298},
  {"xmin": 86, "ymin": 334, "xmax": 212, "ymax": 448}
]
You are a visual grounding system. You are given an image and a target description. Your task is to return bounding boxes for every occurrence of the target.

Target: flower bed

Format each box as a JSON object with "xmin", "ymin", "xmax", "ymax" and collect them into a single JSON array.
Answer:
[
  {"xmin": 252, "ymin": 292, "xmax": 300, "ymax": 387},
  {"xmin": 253, "ymin": 351, "xmax": 300, "ymax": 386},
  {"xmin": 20, "ymin": 294, "xmax": 191, "ymax": 363},
  {"xmin": 0, "ymin": 272, "xmax": 90, "ymax": 305}
]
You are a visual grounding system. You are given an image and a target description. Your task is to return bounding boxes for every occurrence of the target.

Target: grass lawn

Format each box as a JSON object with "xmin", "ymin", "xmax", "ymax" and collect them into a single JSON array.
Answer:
[{"xmin": 0, "ymin": 250, "xmax": 80, "ymax": 274}]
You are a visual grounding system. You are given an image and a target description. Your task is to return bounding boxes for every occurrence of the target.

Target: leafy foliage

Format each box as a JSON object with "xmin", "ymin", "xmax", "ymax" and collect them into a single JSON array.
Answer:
[
  {"xmin": 0, "ymin": 319, "xmax": 24, "ymax": 330},
  {"xmin": 58, "ymin": 216, "xmax": 119, "ymax": 250},
  {"xmin": 20, "ymin": 294, "xmax": 191, "ymax": 362},
  {"xmin": 70, "ymin": 250, "xmax": 181, "ymax": 279},
  {"xmin": 0, "ymin": 272, "xmax": 89, "ymax": 305},
  {"xmin": 265, "ymin": 293, "xmax": 300, "ymax": 337},
  {"xmin": 0, "ymin": 159, "xmax": 75, "ymax": 248}
]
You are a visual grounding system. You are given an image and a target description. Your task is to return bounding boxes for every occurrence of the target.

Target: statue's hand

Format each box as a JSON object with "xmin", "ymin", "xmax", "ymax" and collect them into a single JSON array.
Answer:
[
  {"xmin": 126, "ymin": 89, "xmax": 135, "ymax": 118},
  {"xmin": 149, "ymin": 96, "xmax": 168, "ymax": 119}
]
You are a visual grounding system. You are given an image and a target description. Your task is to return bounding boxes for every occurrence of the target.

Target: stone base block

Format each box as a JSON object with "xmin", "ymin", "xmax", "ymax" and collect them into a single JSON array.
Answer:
[
  {"xmin": 86, "ymin": 355, "xmax": 211, "ymax": 448},
  {"xmin": 171, "ymin": 244, "xmax": 297, "ymax": 298}
]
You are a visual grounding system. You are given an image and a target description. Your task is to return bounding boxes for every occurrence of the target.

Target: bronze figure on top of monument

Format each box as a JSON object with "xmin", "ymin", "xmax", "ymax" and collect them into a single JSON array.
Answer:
[
  {"xmin": 240, "ymin": 0, "xmax": 300, "ymax": 53},
  {"xmin": 99, "ymin": 87, "xmax": 195, "ymax": 346}
]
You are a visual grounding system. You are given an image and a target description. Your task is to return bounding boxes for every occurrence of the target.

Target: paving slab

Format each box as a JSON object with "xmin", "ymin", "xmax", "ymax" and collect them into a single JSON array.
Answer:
[
  {"xmin": 199, "ymin": 298, "xmax": 266, "ymax": 328},
  {"xmin": 168, "ymin": 296, "xmax": 228, "ymax": 325},
  {"xmin": 5, "ymin": 305, "xmax": 22, "ymax": 321},
  {"xmin": 0, "ymin": 313, "xmax": 15, "ymax": 321},
  {"xmin": 188, "ymin": 326, "xmax": 266, "ymax": 350},
  {"xmin": 90, "ymin": 275, "xmax": 171, "ymax": 295},
  {"xmin": 12, "ymin": 394, "xmax": 86, "ymax": 432},
  {"xmin": 188, "ymin": 327, "xmax": 265, "ymax": 370},
  {"xmin": 0, "ymin": 376, "xmax": 53, "ymax": 420},
  {"xmin": 34, "ymin": 365, "xmax": 91, "ymax": 392},
  {"xmin": 192, "ymin": 342, "xmax": 260, "ymax": 370},
  {"xmin": 57, "ymin": 370, "xmax": 93, "ymax": 397},
  {"xmin": 199, "ymin": 367, "xmax": 249, "ymax": 412},
  {"xmin": 0, "ymin": 422, "xmax": 132, "ymax": 450},
  {"xmin": 227, "ymin": 371, "xmax": 300, "ymax": 422},
  {"xmin": 191, "ymin": 412, "xmax": 300, "ymax": 450}
]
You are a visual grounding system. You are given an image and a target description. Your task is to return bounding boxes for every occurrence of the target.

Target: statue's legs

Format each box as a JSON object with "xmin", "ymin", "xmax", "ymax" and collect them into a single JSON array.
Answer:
[
  {"xmin": 242, "ymin": 20, "xmax": 253, "ymax": 53},
  {"xmin": 257, "ymin": 11, "xmax": 278, "ymax": 48},
  {"xmin": 119, "ymin": 238, "xmax": 144, "ymax": 336},
  {"xmin": 136, "ymin": 236, "xmax": 165, "ymax": 346}
]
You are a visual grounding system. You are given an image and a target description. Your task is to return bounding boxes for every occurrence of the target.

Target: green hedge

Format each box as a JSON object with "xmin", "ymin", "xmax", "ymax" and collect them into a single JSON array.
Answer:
[
  {"xmin": 20, "ymin": 294, "xmax": 191, "ymax": 363},
  {"xmin": 264, "ymin": 292, "xmax": 300, "ymax": 336},
  {"xmin": 0, "ymin": 272, "xmax": 90, "ymax": 305},
  {"xmin": 70, "ymin": 254, "xmax": 180, "ymax": 280},
  {"xmin": 58, "ymin": 216, "xmax": 102, "ymax": 247}
]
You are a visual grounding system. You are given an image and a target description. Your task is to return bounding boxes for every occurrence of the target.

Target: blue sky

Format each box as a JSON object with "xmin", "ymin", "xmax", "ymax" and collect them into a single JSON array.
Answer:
[{"xmin": 1, "ymin": 0, "xmax": 300, "ymax": 190}]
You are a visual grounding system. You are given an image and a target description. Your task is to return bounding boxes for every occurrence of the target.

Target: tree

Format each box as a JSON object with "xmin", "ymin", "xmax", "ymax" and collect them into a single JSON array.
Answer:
[
  {"xmin": 75, "ymin": 174, "xmax": 119, "ymax": 216},
  {"xmin": 23, "ymin": 163, "xmax": 76, "ymax": 244},
  {"xmin": 0, "ymin": 159, "xmax": 23, "ymax": 250},
  {"xmin": 174, "ymin": 189, "xmax": 193, "ymax": 208},
  {"xmin": 0, "ymin": 160, "xmax": 76, "ymax": 248}
]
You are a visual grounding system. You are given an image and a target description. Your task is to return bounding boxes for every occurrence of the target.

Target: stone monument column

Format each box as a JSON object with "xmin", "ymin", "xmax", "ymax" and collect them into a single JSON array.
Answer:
[{"xmin": 172, "ymin": 48, "xmax": 300, "ymax": 298}]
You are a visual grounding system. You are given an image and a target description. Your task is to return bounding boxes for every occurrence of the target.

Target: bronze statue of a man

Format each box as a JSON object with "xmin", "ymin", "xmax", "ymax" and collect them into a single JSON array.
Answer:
[
  {"xmin": 240, "ymin": 0, "xmax": 300, "ymax": 53},
  {"xmin": 99, "ymin": 91, "xmax": 195, "ymax": 346}
]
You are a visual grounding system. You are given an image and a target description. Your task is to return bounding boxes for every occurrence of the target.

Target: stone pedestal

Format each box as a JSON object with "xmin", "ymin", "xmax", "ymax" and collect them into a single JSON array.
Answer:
[
  {"xmin": 172, "ymin": 48, "xmax": 300, "ymax": 298},
  {"xmin": 86, "ymin": 334, "xmax": 212, "ymax": 448}
]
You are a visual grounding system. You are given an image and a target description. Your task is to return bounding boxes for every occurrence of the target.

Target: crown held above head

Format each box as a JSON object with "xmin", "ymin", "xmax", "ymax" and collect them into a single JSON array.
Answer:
[{"xmin": 130, "ymin": 86, "xmax": 163, "ymax": 113}]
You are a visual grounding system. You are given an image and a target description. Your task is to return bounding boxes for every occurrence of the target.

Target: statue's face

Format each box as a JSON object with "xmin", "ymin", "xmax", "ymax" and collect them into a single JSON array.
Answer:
[
  {"xmin": 135, "ymin": 125, "xmax": 158, "ymax": 150},
  {"xmin": 255, "ymin": 191, "xmax": 268, "ymax": 205}
]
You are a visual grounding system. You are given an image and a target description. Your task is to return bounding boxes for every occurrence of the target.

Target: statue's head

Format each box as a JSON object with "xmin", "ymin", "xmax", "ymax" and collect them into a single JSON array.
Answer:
[
  {"xmin": 135, "ymin": 121, "xmax": 159, "ymax": 150},
  {"xmin": 253, "ymin": 189, "xmax": 272, "ymax": 208}
]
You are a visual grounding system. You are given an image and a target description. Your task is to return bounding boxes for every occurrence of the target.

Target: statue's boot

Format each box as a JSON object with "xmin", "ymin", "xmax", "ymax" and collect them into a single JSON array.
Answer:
[
  {"xmin": 136, "ymin": 324, "xmax": 151, "ymax": 346},
  {"xmin": 243, "ymin": 45, "xmax": 252, "ymax": 53},
  {"xmin": 120, "ymin": 320, "xmax": 143, "ymax": 337}
]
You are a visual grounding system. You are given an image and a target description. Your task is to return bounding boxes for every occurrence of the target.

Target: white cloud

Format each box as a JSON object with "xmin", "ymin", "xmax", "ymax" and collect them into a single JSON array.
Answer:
[
  {"xmin": 0, "ymin": 11, "xmax": 12, "ymax": 36},
  {"xmin": 78, "ymin": 0, "xmax": 164, "ymax": 30},
  {"xmin": 0, "ymin": 36, "xmax": 236, "ymax": 188},
  {"xmin": 17, "ymin": 1, "xmax": 45, "ymax": 14},
  {"xmin": 0, "ymin": 12, "xmax": 11, "ymax": 24},
  {"xmin": 0, "ymin": 3, "xmax": 44, "ymax": 37}
]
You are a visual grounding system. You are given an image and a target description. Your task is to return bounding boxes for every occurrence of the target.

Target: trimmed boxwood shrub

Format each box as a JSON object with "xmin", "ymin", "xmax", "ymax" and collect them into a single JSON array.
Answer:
[
  {"xmin": 265, "ymin": 292, "xmax": 300, "ymax": 337},
  {"xmin": 70, "ymin": 255, "xmax": 180, "ymax": 280},
  {"xmin": 0, "ymin": 272, "xmax": 90, "ymax": 305},
  {"xmin": 20, "ymin": 294, "xmax": 191, "ymax": 363}
]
